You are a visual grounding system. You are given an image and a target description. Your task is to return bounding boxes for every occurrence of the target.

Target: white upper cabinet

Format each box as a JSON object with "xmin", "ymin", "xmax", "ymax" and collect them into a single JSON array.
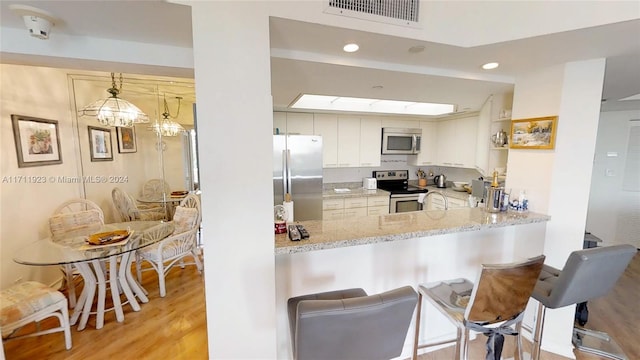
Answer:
[
  {"xmin": 273, "ymin": 112, "xmax": 314, "ymax": 135},
  {"xmin": 436, "ymin": 115, "xmax": 478, "ymax": 168},
  {"xmin": 381, "ymin": 119, "xmax": 420, "ymax": 129},
  {"xmin": 474, "ymin": 96, "xmax": 492, "ymax": 175},
  {"xmin": 286, "ymin": 112, "xmax": 314, "ymax": 135},
  {"xmin": 313, "ymin": 113, "xmax": 338, "ymax": 167},
  {"xmin": 409, "ymin": 121, "xmax": 437, "ymax": 166},
  {"xmin": 337, "ymin": 116, "xmax": 361, "ymax": 167},
  {"xmin": 359, "ymin": 118, "xmax": 382, "ymax": 167}
]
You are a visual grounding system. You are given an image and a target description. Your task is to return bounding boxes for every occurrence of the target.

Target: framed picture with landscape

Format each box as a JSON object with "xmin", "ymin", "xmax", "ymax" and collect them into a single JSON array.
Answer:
[
  {"xmin": 510, "ymin": 116, "xmax": 558, "ymax": 150},
  {"xmin": 11, "ymin": 114, "xmax": 62, "ymax": 168},
  {"xmin": 88, "ymin": 126, "xmax": 113, "ymax": 161},
  {"xmin": 116, "ymin": 126, "xmax": 137, "ymax": 153}
]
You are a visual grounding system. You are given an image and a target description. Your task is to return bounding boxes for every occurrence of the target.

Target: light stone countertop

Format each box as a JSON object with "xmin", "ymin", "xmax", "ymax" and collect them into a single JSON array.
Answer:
[
  {"xmin": 322, "ymin": 188, "xmax": 390, "ymax": 199},
  {"xmin": 275, "ymin": 208, "xmax": 550, "ymax": 255}
]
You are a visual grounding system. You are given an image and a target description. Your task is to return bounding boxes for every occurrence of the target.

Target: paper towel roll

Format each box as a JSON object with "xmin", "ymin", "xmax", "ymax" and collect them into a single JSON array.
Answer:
[{"xmin": 283, "ymin": 201, "xmax": 294, "ymax": 222}]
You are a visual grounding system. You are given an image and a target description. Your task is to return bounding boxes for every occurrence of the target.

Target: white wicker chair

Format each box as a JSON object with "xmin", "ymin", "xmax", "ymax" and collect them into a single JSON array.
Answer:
[
  {"xmin": 1, "ymin": 281, "xmax": 72, "ymax": 350},
  {"xmin": 112, "ymin": 187, "xmax": 165, "ymax": 222},
  {"xmin": 49, "ymin": 198, "xmax": 104, "ymax": 308},
  {"xmin": 140, "ymin": 179, "xmax": 171, "ymax": 201},
  {"xmin": 135, "ymin": 194, "xmax": 203, "ymax": 297}
]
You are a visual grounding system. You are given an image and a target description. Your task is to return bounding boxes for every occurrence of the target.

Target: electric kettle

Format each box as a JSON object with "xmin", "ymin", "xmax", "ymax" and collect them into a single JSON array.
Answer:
[{"xmin": 434, "ymin": 174, "xmax": 447, "ymax": 188}]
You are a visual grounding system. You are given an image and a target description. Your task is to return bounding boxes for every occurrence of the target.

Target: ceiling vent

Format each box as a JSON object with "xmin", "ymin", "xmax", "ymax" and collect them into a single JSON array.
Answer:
[{"xmin": 325, "ymin": 0, "xmax": 420, "ymax": 28}]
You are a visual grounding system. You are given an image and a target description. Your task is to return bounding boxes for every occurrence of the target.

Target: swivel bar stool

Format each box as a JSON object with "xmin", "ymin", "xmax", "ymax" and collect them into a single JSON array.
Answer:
[
  {"xmin": 287, "ymin": 286, "xmax": 418, "ymax": 360},
  {"xmin": 531, "ymin": 244, "xmax": 636, "ymax": 360}
]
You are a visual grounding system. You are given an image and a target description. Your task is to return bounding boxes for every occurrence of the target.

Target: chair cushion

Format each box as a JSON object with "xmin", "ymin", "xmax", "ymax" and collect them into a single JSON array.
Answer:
[
  {"xmin": 49, "ymin": 209, "xmax": 103, "ymax": 238},
  {"xmin": 172, "ymin": 206, "xmax": 198, "ymax": 234},
  {"xmin": 0, "ymin": 281, "xmax": 66, "ymax": 328}
]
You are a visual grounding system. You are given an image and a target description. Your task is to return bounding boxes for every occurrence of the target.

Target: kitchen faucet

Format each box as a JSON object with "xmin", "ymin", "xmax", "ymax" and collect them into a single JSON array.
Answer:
[{"xmin": 424, "ymin": 191, "xmax": 448, "ymax": 210}]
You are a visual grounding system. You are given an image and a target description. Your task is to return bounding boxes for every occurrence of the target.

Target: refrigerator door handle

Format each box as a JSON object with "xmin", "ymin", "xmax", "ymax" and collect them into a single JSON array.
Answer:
[
  {"xmin": 286, "ymin": 149, "xmax": 292, "ymax": 195},
  {"xmin": 282, "ymin": 150, "xmax": 288, "ymax": 197}
]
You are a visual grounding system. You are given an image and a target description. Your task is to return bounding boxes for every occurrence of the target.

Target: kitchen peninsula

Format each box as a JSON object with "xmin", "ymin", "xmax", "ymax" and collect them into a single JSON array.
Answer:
[
  {"xmin": 274, "ymin": 208, "xmax": 550, "ymax": 359},
  {"xmin": 275, "ymin": 207, "xmax": 549, "ymax": 254}
]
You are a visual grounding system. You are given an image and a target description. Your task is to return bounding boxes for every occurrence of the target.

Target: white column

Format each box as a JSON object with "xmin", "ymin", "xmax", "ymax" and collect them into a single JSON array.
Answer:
[
  {"xmin": 508, "ymin": 58, "xmax": 606, "ymax": 358},
  {"xmin": 189, "ymin": 2, "xmax": 276, "ymax": 358}
]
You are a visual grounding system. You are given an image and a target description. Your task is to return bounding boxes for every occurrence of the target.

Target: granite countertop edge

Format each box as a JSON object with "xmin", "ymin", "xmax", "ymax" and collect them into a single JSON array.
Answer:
[{"xmin": 275, "ymin": 210, "xmax": 550, "ymax": 255}]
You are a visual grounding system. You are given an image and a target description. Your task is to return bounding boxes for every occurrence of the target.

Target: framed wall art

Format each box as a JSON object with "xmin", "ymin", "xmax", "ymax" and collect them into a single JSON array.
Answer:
[
  {"xmin": 510, "ymin": 116, "xmax": 558, "ymax": 150},
  {"xmin": 88, "ymin": 126, "xmax": 113, "ymax": 161},
  {"xmin": 116, "ymin": 126, "xmax": 137, "ymax": 153},
  {"xmin": 11, "ymin": 114, "xmax": 62, "ymax": 168}
]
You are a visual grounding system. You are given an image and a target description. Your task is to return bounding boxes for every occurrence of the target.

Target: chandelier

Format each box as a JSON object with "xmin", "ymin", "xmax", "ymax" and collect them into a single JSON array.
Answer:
[
  {"xmin": 149, "ymin": 96, "xmax": 185, "ymax": 137},
  {"xmin": 79, "ymin": 72, "xmax": 149, "ymax": 127}
]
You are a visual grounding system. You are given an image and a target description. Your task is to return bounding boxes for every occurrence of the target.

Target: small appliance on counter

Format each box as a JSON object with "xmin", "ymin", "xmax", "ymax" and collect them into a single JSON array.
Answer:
[
  {"xmin": 434, "ymin": 174, "xmax": 447, "ymax": 188},
  {"xmin": 363, "ymin": 177, "xmax": 377, "ymax": 190}
]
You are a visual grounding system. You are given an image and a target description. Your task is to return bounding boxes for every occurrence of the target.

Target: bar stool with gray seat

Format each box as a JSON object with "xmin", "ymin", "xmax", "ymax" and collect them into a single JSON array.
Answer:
[
  {"xmin": 531, "ymin": 244, "xmax": 636, "ymax": 360},
  {"xmin": 287, "ymin": 285, "xmax": 418, "ymax": 360},
  {"xmin": 413, "ymin": 255, "xmax": 545, "ymax": 360}
]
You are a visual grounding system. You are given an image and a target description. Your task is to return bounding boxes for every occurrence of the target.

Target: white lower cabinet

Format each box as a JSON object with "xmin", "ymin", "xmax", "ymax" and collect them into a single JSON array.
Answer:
[
  {"xmin": 367, "ymin": 206, "xmax": 389, "ymax": 216},
  {"xmin": 344, "ymin": 207, "xmax": 367, "ymax": 218},
  {"xmin": 323, "ymin": 195, "xmax": 389, "ymax": 219},
  {"xmin": 426, "ymin": 194, "xmax": 467, "ymax": 210},
  {"xmin": 322, "ymin": 209, "xmax": 344, "ymax": 220}
]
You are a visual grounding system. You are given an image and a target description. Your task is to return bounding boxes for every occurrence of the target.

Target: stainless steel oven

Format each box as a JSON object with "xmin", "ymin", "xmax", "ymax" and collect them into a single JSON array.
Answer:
[
  {"xmin": 373, "ymin": 170, "xmax": 428, "ymax": 214},
  {"xmin": 389, "ymin": 193, "xmax": 423, "ymax": 213}
]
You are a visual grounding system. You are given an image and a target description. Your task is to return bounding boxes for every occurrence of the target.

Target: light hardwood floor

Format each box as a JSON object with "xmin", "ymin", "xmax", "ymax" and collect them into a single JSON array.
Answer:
[{"xmin": 3, "ymin": 251, "xmax": 638, "ymax": 360}]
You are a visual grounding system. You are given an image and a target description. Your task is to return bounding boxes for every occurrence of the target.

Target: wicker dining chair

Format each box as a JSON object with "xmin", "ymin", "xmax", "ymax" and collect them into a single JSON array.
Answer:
[
  {"xmin": 49, "ymin": 198, "xmax": 105, "ymax": 308},
  {"xmin": 140, "ymin": 179, "xmax": 171, "ymax": 201},
  {"xmin": 112, "ymin": 187, "xmax": 165, "ymax": 222},
  {"xmin": 136, "ymin": 194, "xmax": 203, "ymax": 297}
]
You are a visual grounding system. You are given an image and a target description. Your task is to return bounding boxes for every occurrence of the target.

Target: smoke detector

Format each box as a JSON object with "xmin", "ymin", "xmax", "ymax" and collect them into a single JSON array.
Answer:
[{"xmin": 9, "ymin": 4, "xmax": 58, "ymax": 40}]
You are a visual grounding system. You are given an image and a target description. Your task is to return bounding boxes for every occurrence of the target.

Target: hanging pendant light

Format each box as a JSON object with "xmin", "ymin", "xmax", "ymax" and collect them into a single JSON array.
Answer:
[
  {"xmin": 79, "ymin": 72, "xmax": 149, "ymax": 127},
  {"xmin": 149, "ymin": 95, "xmax": 185, "ymax": 137}
]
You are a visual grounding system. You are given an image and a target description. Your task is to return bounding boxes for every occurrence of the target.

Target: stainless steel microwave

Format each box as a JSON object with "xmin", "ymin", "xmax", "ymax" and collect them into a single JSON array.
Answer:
[{"xmin": 381, "ymin": 128, "xmax": 421, "ymax": 155}]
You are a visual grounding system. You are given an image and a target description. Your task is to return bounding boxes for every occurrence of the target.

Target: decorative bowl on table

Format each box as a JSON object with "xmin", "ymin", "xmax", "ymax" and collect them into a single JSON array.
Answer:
[{"xmin": 86, "ymin": 230, "xmax": 131, "ymax": 245}]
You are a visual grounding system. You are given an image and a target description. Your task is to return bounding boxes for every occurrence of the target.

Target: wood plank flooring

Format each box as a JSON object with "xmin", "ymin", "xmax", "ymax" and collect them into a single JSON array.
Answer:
[{"xmin": 3, "ymin": 251, "xmax": 638, "ymax": 360}]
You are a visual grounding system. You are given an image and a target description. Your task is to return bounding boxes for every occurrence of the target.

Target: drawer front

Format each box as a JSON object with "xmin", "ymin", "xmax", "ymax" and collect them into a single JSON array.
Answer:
[
  {"xmin": 343, "ymin": 207, "xmax": 367, "ymax": 218},
  {"xmin": 323, "ymin": 209, "xmax": 344, "ymax": 220},
  {"xmin": 448, "ymin": 197, "xmax": 468, "ymax": 208},
  {"xmin": 367, "ymin": 205, "xmax": 389, "ymax": 216},
  {"xmin": 367, "ymin": 196, "xmax": 389, "ymax": 207},
  {"xmin": 344, "ymin": 197, "xmax": 367, "ymax": 209},
  {"xmin": 323, "ymin": 198, "xmax": 344, "ymax": 210}
]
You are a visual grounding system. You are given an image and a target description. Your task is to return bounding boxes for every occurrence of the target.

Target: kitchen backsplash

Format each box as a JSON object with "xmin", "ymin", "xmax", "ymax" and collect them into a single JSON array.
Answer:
[{"xmin": 323, "ymin": 155, "xmax": 484, "ymax": 187}]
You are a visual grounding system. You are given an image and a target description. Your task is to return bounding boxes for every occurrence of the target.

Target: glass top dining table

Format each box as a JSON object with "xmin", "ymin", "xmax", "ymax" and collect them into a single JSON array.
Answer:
[
  {"xmin": 13, "ymin": 220, "xmax": 174, "ymax": 266},
  {"xmin": 13, "ymin": 220, "xmax": 175, "ymax": 331}
]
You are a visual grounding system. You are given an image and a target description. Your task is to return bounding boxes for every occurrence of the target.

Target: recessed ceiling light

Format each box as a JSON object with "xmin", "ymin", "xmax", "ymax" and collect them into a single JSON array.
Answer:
[
  {"xmin": 408, "ymin": 45, "xmax": 425, "ymax": 53},
  {"xmin": 343, "ymin": 43, "xmax": 359, "ymax": 53},
  {"xmin": 290, "ymin": 94, "xmax": 455, "ymax": 116},
  {"xmin": 482, "ymin": 62, "xmax": 499, "ymax": 70}
]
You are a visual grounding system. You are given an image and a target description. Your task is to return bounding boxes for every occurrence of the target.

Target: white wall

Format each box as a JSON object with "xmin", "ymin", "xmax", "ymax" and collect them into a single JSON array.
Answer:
[
  {"xmin": 587, "ymin": 110, "xmax": 640, "ymax": 248},
  {"xmin": 190, "ymin": 2, "xmax": 277, "ymax": 358},
  {"xmin": 1, "ymin": 64, "xmax": 82, "ymax": 288},
  {"xmin": 0, "ymin": 64, "xmax": 191, "ymax": 288},
  {"xmin": 508, "ymin": 59, "xmax": 606, "ymax": 358}
]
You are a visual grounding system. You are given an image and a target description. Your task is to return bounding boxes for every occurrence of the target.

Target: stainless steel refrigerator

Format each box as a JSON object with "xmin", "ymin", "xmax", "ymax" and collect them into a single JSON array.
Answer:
[{"xmin": 273, "ymin": 135, "xmax": 323, "ymax": 221}]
